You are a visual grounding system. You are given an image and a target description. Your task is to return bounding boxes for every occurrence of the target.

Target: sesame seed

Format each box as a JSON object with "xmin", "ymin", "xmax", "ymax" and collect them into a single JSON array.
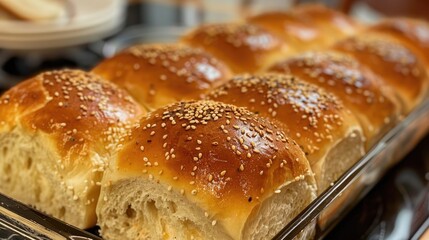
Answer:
[{"xmin": 239, "ymin": 164, "xmax": 244, "ymax": 171}]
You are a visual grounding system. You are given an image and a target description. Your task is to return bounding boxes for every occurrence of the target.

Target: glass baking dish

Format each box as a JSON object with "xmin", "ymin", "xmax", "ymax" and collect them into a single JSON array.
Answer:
[{"xmin": 1, "ymin": 26, "xmax": 429, "ymax": 239}]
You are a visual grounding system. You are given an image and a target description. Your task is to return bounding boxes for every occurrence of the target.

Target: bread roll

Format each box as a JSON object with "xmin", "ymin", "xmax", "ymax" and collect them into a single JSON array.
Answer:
[
  {"xmin": 268, "ymin": 51, "xmax": 400, "ymax": 148},
  {"xmin": 368, "ymin": 18, "xmax": 429, "ymax": 69},
  {"xmin": 247, "ymin": 4, "xmax": 361, "ymax": 52},
  {"xmin": 181, "ymin": 23, "xmax": 290, "ymax": 74},
  {"xmin": 290, "ymin": 4, "xmax": 361, "ymax": 46},
  {"xmin": 0, "ymin": 69, "xmax": 144, "ymax": 228},
  {"xmin": 333, "ymin": 35, "xmax": 429, "ymax": 112},
  {"xmin": 206, "ymin": 73, "xmax": 364, "ymax": 192},
  {"xmin": 92, "ymin": 44, "xmax": 232, "ymax": 110},
  {"xmin": 96, "ymin": 100, "xmax": 317, "ymax": 240},
  {"xmin": 247, "ymin": 11, "xmax": 323, "ymax": 52}
]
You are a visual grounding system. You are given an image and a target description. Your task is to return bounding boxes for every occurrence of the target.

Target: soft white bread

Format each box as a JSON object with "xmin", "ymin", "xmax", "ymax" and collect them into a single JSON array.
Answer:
[
  {"xmin": 92, "ymin": 44, "xmax": 232, "ymax": 111},
  {"xmin": 96, "ymin": 100, "xmax": 317, "ymax": 240},
  {"xmin": 333, "ymin": 35, "xmax": 429, "ymax": 112},
  {"xmin": 206, "ymin": 73, "xmax": 365, "ymax": 192},
  {"xmin": 268, "ymin": 51, "xmax": 401, "ymax": 148},
  {"xmin": 0, "ymin": 69, "xmax": 144, "ymax": 228},
  {"xmin": 181, "ymin": 23, "xmax": 290, "ymax": 74}
]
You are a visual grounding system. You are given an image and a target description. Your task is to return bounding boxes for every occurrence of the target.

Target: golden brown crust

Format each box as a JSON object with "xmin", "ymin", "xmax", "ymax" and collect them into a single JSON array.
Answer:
[
  {"xmin": 116, "ymin": 100, "xmax": 312, "ymax": 210},
  {"xmin": 205, "ymin": 73, "xmax": 358, "ymax": 163},
  {"xmin": 181, "ymin": 23, "xmax": 290, "ymax": 74},
  {"xmin": 92, "ymin": 44, "xmax": 232, "ymax": 110},
  {"xmin": 333, "ymin": 35, "xmax": 429, "ymax": 111},
  {"xmin": 0, "ymin": 69, "xmax": 144, "ymax": 171},
  {"xmin": 368, "ymin": 18, "xmax": 429, "ymax": 67},
  {"xmin": 247, "ymin": 12, "xmax": 323, "ymax": 51},
  {"xmin": 268, "ymin": 52, "xmax": 399, "ymax": 142},
  {"xmin": 290, "ymin": 4, "xmax": 361, "ymax": 42}
]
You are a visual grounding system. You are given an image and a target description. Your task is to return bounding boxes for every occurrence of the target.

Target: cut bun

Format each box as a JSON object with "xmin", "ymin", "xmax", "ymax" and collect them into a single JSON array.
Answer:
[
  {"xmin": 0, "ymin": 69, "xmax": 144, "ymax": 228},
  {"xmin": 96, "ymin": 100, "xmax": 317, "ymax": 240}
]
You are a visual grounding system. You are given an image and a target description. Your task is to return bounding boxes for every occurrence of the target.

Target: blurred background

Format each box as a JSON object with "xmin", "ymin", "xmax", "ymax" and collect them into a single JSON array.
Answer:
[
  {"xmin": 1, "ymin": 0, "xmax": 429, "ymax": 89},
  {"xmin": 0, "ymin": 0, "xmax": 427, "ymax": 239}
]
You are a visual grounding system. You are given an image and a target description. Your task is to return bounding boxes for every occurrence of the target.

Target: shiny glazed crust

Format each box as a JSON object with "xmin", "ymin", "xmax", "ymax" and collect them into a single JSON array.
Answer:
[
  {"xmin": 206, "ymin": 73, "xmax": 359, "ymax": 161},
  {"xmin": 368, "ymin": 18, "xmax": 429, "ymax": 67},
  {"xmin": 333, "ymin": 35, "xmax": 429, "ymax": 112},
  {"xmin": 181, "ymin": 23, "xmax": 290, "ymax": 74},
  {"xmin": 0, "ymin": 69, "xmax": 144, "ymax": 163},
  {"xmin": 247, "ymin": 11, "xmax": 323, "ymax": 51},
  {"xmin": 290, "ymin": 4, "xmax": 361, "ymax": 43},
  {"xmin": 268, "ymin": 51, "xmax": 400, "ymax": 146},
  {"xmin": 92, "ymin": 44, "xmax": 232, "ymax": 110}
]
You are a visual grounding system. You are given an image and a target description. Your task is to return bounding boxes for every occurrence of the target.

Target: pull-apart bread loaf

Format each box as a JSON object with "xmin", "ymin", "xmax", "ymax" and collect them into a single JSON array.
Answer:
[
  {"xmin": 0, "ymin": 69, "xmax": 144, "ymax": 228},
  {"xmin": 206, "ymin": 73, "xmax": 364, "ymax": 192},
  {"xmin": 92, "ymin": 44, "xmax": 232, "ymax": 110},
  {"xmin": 268, "ymin": 52, "xmax": 401, "ymax": 148},
  {"xmin": 96, "ymin": 100, "xmax": 317, "ymax": 240},
  {"xmin": 181, "ymin": 23, "xmax": 290, "ymax": 74},
  {"xmin": 333, "ymin": 35, "xmax": 429, "ymax": 112}
]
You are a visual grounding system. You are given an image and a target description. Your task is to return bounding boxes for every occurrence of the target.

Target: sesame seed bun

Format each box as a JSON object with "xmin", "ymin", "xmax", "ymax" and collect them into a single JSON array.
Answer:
[
  {"xmin": 206, "ymin": 73, "xmax": 364, "ymax": 191},
  {"xmin": 96, "ymin": 100, "xmax": 317, "ymax": 240},
  {"xmin": 368, "ymin": 18, "xmax": 429, "ymax": 70},
  {"xmin": 0, "ymin": 69, "xmax": 144, "ymax": 228},
  {"xmin": 290, "ymin": 4, "xmax": 362, "ymax": 44},
  {"xmin": 247, "ymin": 11, "xmax": 324, "ymax": 52},
  {"xmin": 268, "ymin": 51, "xmax": 401, "ymax": 148},
  {"xmin": 333, "ymin": 35, "xmax": 429, "ymax": 112},
  {"xmin": 181, "ymin": 23, "xmax": 291, "ymax": 74},
  {"xmin": 92, "ymin": 43, "xmax": 232, "ymax": 110}
]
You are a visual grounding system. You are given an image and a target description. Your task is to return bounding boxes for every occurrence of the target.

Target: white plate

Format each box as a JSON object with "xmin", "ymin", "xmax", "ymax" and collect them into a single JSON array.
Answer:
[
  {"xmin": 0, "ymin": 11, "xmax": 123, "ymax": 41},
  {"xmin": 0, "ymin": 0, "xmax": 123, "ymax": 34},
  {"xmin": 0, "ymin": 11, "xmax": 124, "ymax": 50}
]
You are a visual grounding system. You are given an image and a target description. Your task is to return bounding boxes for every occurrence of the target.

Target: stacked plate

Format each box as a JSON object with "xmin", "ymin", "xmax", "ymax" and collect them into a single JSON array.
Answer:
[{"xmin": 0, "ymin": 0, "xmax": 125, "ymax": 50}]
